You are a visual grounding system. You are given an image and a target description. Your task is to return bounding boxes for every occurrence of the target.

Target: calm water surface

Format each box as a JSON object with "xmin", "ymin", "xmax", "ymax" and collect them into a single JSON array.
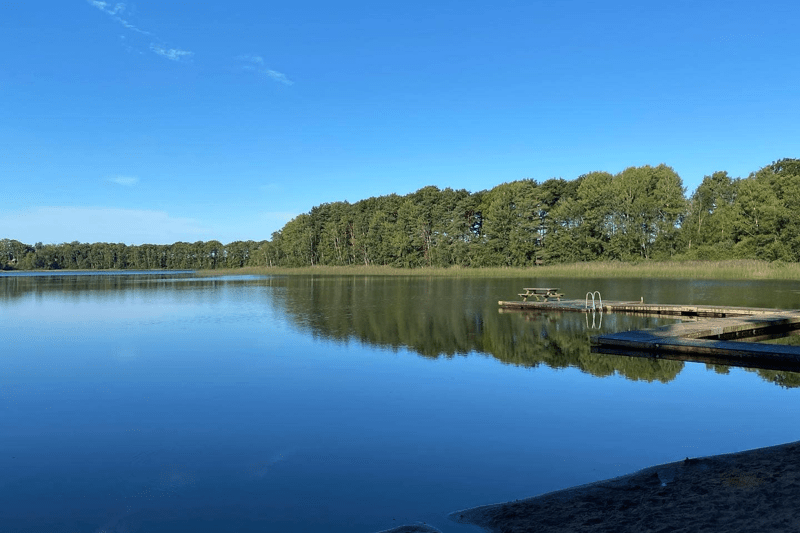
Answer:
[{"xmin": 2, "ymin": 272, "xmax": 800, "ymax": 532}]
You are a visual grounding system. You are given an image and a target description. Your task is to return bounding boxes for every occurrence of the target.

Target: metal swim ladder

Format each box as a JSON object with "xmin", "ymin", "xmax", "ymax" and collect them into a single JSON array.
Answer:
[
  {"xmin": 585, "ymin": 291, "xmax": 603, "ymax": 311},
  {"xmin": 585, "ymin": 291, "xmax": 603, "ymax": 329}
]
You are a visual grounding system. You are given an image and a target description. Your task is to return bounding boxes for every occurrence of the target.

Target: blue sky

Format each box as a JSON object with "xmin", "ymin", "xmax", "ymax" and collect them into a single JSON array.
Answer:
[{"xmin": 2, "ymin": 0, "xmax": 798, "ymax": 245}]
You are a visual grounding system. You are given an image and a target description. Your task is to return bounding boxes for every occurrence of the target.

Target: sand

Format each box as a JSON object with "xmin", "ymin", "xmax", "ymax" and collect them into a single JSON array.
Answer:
[{"xmin": 445, "ymin": 440, "xmax": 800, "ymax": 532}]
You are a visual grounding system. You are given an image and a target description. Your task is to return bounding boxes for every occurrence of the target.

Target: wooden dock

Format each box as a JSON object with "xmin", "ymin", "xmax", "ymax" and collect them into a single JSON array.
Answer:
[
  {"xmin": 498, "ymin": 299, "xmax": 789, "ymax": 317},
  {"xmin": 591, "ymin": 314, "xmax": 800, "ymax": 371},
  {"xmin": 498, "ymin": 296, "xmax": 800, "ymax": 371}
]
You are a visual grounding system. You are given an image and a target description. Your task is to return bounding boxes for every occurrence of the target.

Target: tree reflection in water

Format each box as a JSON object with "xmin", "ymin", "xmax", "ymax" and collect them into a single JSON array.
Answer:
[
  {"xmin": 271, "ymin": 275, "xmax": 800, "ymax": 388},
  {"xmin": 3, "ymin": 272, "xmax": 799, "ymax": 387}
]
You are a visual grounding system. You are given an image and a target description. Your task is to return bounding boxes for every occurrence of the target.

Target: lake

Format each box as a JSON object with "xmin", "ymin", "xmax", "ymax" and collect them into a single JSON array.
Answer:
[{"xmin": 2, "ymin": 271, "xmax": 800, "ymax": 532}]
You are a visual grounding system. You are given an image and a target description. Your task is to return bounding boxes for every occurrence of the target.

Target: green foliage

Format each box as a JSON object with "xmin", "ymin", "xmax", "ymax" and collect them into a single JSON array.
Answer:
[
  {"xmin": 0, "ymin": 239, "xmax": 270, "ymax": 271},
  {"xmin": 547, "ymin": 172, "xmax": 613, "ymax": 262},
  {"xmin": 4, "ymin": 158, "xmax": 799, "ymax": 271},
  {"xmin": 681, "ymin": 171, "xmax": 738, "ymax": 260},
  {"xmin": 605, "ymin": 164, "xmax": 686, "ymax": 260}
]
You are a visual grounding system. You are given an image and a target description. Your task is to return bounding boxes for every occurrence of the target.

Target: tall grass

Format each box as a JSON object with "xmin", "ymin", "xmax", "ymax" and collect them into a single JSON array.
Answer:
[{"xmin": 197, "ymin": 260, "xmax": 800, "ymax": 280}]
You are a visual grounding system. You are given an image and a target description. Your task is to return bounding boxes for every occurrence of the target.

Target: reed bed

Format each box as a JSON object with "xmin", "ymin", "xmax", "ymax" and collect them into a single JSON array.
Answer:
[{"xmin": 197, "ymin": 260, "xmax": 800, "ymax": 280}]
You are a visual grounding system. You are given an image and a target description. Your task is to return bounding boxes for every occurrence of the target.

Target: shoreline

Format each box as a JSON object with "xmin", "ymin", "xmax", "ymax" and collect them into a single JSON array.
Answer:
[
  {"xmin": 195, "ymin": 260, "xmax": 800, "ymax": 281},
  {"xmin": 446, "ymin": 440, "xmax": 800, "ymax": 532},
  {"xmin": 6, "ymin": 259, "xmax": 800, "ymax": 280}
]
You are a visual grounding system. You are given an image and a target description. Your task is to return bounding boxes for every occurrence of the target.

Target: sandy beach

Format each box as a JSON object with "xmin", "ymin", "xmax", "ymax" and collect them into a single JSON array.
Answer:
[{"xmin": 442, "ymin": 440, "xmax": 800, "ymax": 532}]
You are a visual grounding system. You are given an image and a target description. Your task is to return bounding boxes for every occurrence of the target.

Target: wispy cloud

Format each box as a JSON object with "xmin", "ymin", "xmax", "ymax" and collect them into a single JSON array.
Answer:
[
  {"xmin": 238, "ymin": 54, "xmax": 265, "ymax": 67},
  {"xmin": 86, "ymin": 1, "xmax": 192, "ymax": 62},
  {"xmin": 89, "ymin": 1, "xmax": 125, "ymax": 16},
  {"xmin": 87, "ymin": 1, "xmax": 150, "ymax": 35},
  {"xmin": 108, "ymin": 175, "xmax": 139, "ymax": 186},
  {"xmin": 150, "ymin": 44, "xmax": 194, "ymax": 62},
  {"xmin": 237, "ymin": 55, "xmax": 294, "ymax": 85},
  {"xmin": 264, "ymin": 70, "xmax": 292, "ymax": 85}
]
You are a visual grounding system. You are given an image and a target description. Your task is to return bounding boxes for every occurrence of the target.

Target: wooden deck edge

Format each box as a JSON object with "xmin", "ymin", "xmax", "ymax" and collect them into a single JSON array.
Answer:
[
  {"xmin": 648, "ymin": 315, "xmax": 800, "ymax": 341},
  {"xmin": 590, "ymin": 344, "xmax": 800, "ymax": 372},
  {"xmin": 591, "ymin": 333, "xmax": 800, "ymax": 367}
]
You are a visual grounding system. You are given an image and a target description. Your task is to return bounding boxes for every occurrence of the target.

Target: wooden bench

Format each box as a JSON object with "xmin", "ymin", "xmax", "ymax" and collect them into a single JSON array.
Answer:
[{"xmin": 519, "ymin": 287, "xmax": 563, "ymax": 302}]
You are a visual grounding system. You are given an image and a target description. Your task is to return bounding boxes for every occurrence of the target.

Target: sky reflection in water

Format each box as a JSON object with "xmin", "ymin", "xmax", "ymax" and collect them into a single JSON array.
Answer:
[{"xmin": 2, "ymin": 272, "xmax": 800, "ymax": 532}]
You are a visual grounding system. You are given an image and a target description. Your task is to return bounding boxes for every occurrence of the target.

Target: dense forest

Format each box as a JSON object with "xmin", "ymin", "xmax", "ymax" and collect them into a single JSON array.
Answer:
[{"xmin": 2, "ymin": 158, "xmax": 799, "ymax": 270}]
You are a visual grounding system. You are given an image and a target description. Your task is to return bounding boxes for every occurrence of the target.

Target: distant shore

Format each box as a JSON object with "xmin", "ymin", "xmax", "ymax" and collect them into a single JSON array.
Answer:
[
  {"xmin": 196, "ymin": 259, "xmax": 800, "ymax": 280},
  {"xmin": 6, "ymin": 259, "xmax": 800, "ymax": 280},
  {"xmin": 445, "ymin": 439, "xmax": 800, "ymax": 532}
]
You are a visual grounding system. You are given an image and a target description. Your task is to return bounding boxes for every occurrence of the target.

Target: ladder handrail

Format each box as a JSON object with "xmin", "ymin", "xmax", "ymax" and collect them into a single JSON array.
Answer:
[{"xmin": 585, "ymin": 291, "xmax": 603, "ymax": 310}]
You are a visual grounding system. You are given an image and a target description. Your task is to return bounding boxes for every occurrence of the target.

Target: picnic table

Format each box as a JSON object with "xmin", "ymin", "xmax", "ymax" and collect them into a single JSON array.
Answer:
[{"xmin": 519, "ymin": 287, "xmax": 563, "ymax": 302}]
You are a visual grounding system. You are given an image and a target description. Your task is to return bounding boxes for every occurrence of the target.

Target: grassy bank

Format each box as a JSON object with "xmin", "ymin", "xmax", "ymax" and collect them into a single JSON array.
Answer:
[{"xmin": 196, "ymin": 260, "xmax": 800, "ymax": 280}]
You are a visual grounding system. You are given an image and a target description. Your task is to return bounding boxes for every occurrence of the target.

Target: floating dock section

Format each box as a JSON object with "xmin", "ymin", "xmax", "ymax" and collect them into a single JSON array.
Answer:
[
  {"xmin": 592, "ymin": 313, "xmax": 800, "ymax": 370},
  {"xmin": 498, "ymin": 298, "xmax": 800, "ymax": 371}
]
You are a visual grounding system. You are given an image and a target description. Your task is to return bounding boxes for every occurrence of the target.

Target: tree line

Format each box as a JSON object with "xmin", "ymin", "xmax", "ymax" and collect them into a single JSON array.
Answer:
[
  {"xmin": 0, "ymin": 239, "xmax": 264, "ymax": 271},
  {"xmin": 2, "ymin": 158, "xmax": 798, "ymax": 270}
]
